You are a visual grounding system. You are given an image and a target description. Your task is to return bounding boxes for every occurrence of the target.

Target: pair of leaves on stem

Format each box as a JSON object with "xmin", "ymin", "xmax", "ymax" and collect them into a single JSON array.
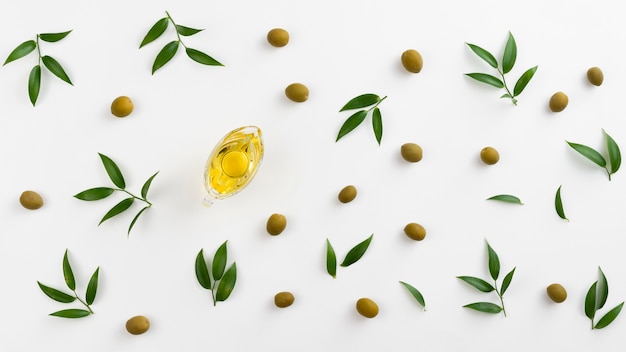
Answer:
[
  {"xmin": 465, "ymin": 31, "xmax": 537, "ymax": 105},
  {"xmin": 457, "ymin": 240, "xmax": 515, "ymax": 316},
  {"xmin": 74, "ymin": 153, "xmax": 158, "ymax": 236},
  {"xmin": 567, "ymin": 129, "xmax": 621, "ymax": 181},
  {"xmin": 336, "ymin": 94, "xmax": 387, "ymax": 145},
  {"xmin": 3, "ymin": 30, "xmax": 73, "ymax": 106},
  {"xmin": 37, "ymin": 249, "xmax": 100, "ymax": 318},
  {"xmin": 140, "ymin": 11, "xmax": 223, "ymax": 74},
  {"xmin": 326, "ymin": 234, "xmax": 373, "ymax": 278},
  {"xmin": 585, "ymin": 267, "xmax": 624, "ymax": 329},
  {"xmin": 195, "ymin": 241, "xmax": 237, "ymax": 306}
]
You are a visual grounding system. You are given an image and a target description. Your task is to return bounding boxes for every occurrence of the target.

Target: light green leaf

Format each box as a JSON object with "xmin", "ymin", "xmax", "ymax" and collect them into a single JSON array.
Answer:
[
  {"xmin": 176, "ymin": 25, "xmax": 203, "ymax": 36},
  {"xmin": 555, "ymin": 185, "xmax": 568, "ymax": 221},
  {"xmin": 513, "ymin": 66, "xmax": 537, "ymax": 97},
  {"xmin": 457, "ymin": 276, "xmax": 495, "ymax": 293},
  {"xmin": 465, "ymin": 73, "xmax": 504, "ymax": 88},
  {"xmin": 128, "ymin": 206, "xmax": 149, "ymax": 235},
  {"xmin": 595, "ymin": 302, "xmax": 624, "ymax": 329},
  {"xmin": 28, "ymin": 65, "xmax": 41, "ymax": 106},
  {"xmin": 340, "ymin": 234, "xmax": 373, "ymax": 267},
  {"xmin": 98, "ymin": 198, "xmax": 134, "ymax": 225},
  {"xmin": 500, "ymin": 267, "xmax": 516, "ymax": 296},
  {"xmin": 486, "ymin": 194, "xmax": 523, "ymax": 205},
  {"xmin": 98, "ymin": 153, "xmax": 126, "ymax": 189},
  {"xmin": 399, "ymin": 281, "xmax": 426, "ymax": 310},
  {"xmin": 372, "ymin": 107, "xmax": 382, "ymax": 145},
  {"xmin": 195, "ymin": 249, "xmax": 211, "ymax": 290},
  {"xmin": 85, "ymin": 267, "xmax": 99, "ymax": 305},
  {"xmin": 216, "ymin": 263, "xmax": 237, "ymax": 302},
  {"xmin": 62, "ymin": 250, "xmax": 75, "ymax": 291},
  {"xmin": 39, "ymin": 30, "xmax": 72, "ymax": 43},
  {"xmin": 339, "ymin": 93, "xmax": 380, "ymax": 111},
  {"xmin": 326, "ymin": 239, "xmax": 337, "ymax": 278},
  {"xmin": 185, "ymin": 48, "xmax": 223, "ymax": 66},
  {"xmin": 212, "ymin": 241, "xmax": 228, "ymax": 281},
  {"xmin": 336, "ymin": 110, "xmax": 367, "ymax": 142},
  {"xmin": 596, "ymin": 267, "xmax": 609, "ymax": 310},
  {"xmin": 585, "ymin": 281, "xmax": 597, "ymax": 320},
  {"xmin": 463, "ymin": 302, "xmax": 502, "ymax": 314},
  {"xmin": 566, "ymin": 141, "xmax": 607, "ymax": 168},
  {"xmin": 604, "ymin": 129, "xmax": 621, "ymax": 175},
  {"xmin": 141, "ymin": 171, "xmax": 159, "ymax": 199},
  {"xmin": 3, "ymin": 40, "xmax": 36, "ymax": 65},
  {"xmin": 37, "ymin": 282, "xmax": 75, "ymax": 303},
  {"xmin": 500, "ymin": 93, "xmax": 512, "ymax": 99},
  {"xmin": 140, "ymin": 17, "xmax": 168, "ymax": 48},
  {"xmin": 466, "ymin": 43, "xmax": 498, "ymax": 69},
  {"xmin": 502, "ymin": 32, "xmax": 517, "ymax": 74},
  {"xmin": 42, "ymin": 55, "xmax": 73, "ymax": 85},
  {"xmin": 152, "ymin": 40, "xmax": 179, "ymax": 74},
  {"xmin": 74, "ymin": 187, "xmax": 115, "ymax": 201},
  {"xmin": 486, "ymin": 241, "xmax": 500, "ymax": 281},
  {"xmin": 49, "ymin": 309, "xmax": 91, "ymax": 318}
]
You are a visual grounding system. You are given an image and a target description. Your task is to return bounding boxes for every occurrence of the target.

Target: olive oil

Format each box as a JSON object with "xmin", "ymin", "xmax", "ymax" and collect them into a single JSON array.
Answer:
[{"xmin": 203, "ymin": 126, "xmax": 264, "ymax": 206}]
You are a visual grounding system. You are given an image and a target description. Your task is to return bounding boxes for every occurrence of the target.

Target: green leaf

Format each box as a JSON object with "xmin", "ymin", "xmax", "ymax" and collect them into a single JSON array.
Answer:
[
  {"xmin": 399, "ymin": 281, "xmax": 426, "ymax": 310},
  {"xmin": 595, "ymin": 302, "xmax": 624, "ymax": 329},
  {"xmin": 185, "ymin": 48, "xmax": 223, "ymax": 66},
  {"xmin": 85, "ymin": 267, "xmax": 99, "ymax": 305},
  {"xmin": 340, "ymin": 234, "xmax": 373, "ymax": 267},
  {"xmin": 216, "ymin": 262, "xmax": 237, "ymax": 302},
  {"xmin": 513, "ymin": 66, "xmax": 537, "ymax": 97},
  {"xmin": 42, "ymin": 56, "xmax": 72, "ymax": 85},
  {"xmin": 140, "ymin": 17, "xmax": 168, "ymax": 48},
  {"xmin": 98, "ymin": 198, "xmax": 134, "ymax": 225},
  {"xmin": 176, "ymin": 25, "xmax": 203, "ymax": 36},
  {"xmin": 465, "ymin": 73, "xmax": 504, "ymax": 88},
  {"xmin": 336, "ymin": 110, "xmax": 367, "ymax": 142},
  {"xmin": 50, "ymin": 309, "xmax": 91, "ymax": 318},
  {"xmin": 195, "ymin": 249, "xmax": 212, "ymax": 290},
  {"xmin": 486, "ymin": 194, "xmax": 523, "ymax": 205},
  {"xmin": 566, "ymin": 141, "xmax": 607, "ymax": 168},
  {"xmin": 212, "ymin": 241, "xmax": 228, "ymax": 281},
  {"xmin": 37, "ymin": 282, "xmax": 75, "ymax": 303},
  {"xmin": 128, "ymin": 206, "xmax": 149, "ymax": 235},
  {"xmin": 596, "ymin": 267, "xmax": 609, "ymax": 310},
  {"xmin": 372, "ymin": 107, "xmax": 382, "ymax": 145},
  {"xmin": 28, "ymin": 65, "xmax": 41, "ymax": 106},
  {"xmin": 500, "ymin": 93, "xmax": 512, "ymax": 99},
  {"xmin": 39, "ymin": 30, "xmax": 72, "ymax": 42},
  {"xmin": 339, "ymin": 94, "xmax": 380, "ymax": 111},
  {"xmin": 141, "ymin": 171, "xmax": 159, "ymax": 199},
  {"xmin": 486, "ymin": 241, "xmax": 500, "ymax": 281},
  {"xmin": 463, "ymin": 302, "xmax": 502, "ymax": 314},
  {"xmin": 98, "ymin": 153, "xmax": 126, "ymax": 189},
  {"xmin": 500, "ymin": 267, "xmax": 516, "ymax": 296},
  {"xmin": 585, "ymin": 281, "xmax": 597, "ymax": 320},
  {"xmin": 604, "ymin": 129, "xmax": 621, "ymax": 175},
  {"xmin": 3, "ymin": 40, "xmax": 36, "ymax": 65},
  {"xmin": 326, "ymin": 239, "xmax": 337, "ymax": 278},
  {"xmin": 466, "ymin": 43, "xmax": 498, "ymax": 69},
  {"xmin": 74, "ymin": 187, "xmax": 115, "ymax": 201},
  {"xmin": 555, "ymin": 185, "xmax": 568, "ymax": 221},
  {"xmin": 457, "ymin": 276, "xmax": 495, "ymax": 293},
  {"xmin": 152, "ymin": 40, "xmax": 179, "ymax": 74},
  {"xmin": 502, "ymin": 32, "xmax": 517, "ymax": 74},
  {"xmin": 62, "ymin": 250, "xmax": 75, "ymax": 291}
]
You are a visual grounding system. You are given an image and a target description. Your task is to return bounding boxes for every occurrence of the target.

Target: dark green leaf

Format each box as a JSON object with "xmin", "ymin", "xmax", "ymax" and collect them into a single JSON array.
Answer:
[
  {"xmin": 212, "ymin": 241, "xmax": 228, "ymax": 281},
  {"xmin": 140, "ymin": 17, "xmax": 168, "ymax": 48},
  {"xmin": 596, "ymin": 267, "xmax": 609, "ymax": 310},
  {"xmin": 141, "ymin": 171, "xmax": 159, "ymax": 199},
  {"xmin": 42, "ymin": 56, "xmax": 72, "ymax": 85},
  {"xmin": 457, "ymin": 276, "xmax": 495, "ymax": 293},
  {"xmin": 195, "ymin": 249, "xmax": 211, "ymax": 290},
  {"xmin": 340, "ymin": 234, "xmax": 373, "ymax": 267},
  {"xmin": 463, "ymin": 302, "xmax": 502, "ymax": 314},
  {"xmin": 62, "ymin": 250, "xmax": 75, "ymax": 291},
  {"xmin": 85, "ymin": 267, "xmax": 99, "ymax": 305},
  {"xmin": 604, "ymin": 129, "xmax": 621, "ymax": 175},
  {"xmin": 336, "ymin": 110, "xmax": 367, "ymax": 142},
  {"xmin": 465, "ymin": 73, "xmax": 504, "ymax": 88},
  {"xmin": 486, "ymin": 194, "xmax": 523, "ymax": 205},
  {"xmin": 185, "ymin": 48, "xmax": 223, "ymax": 66},
  {"xmin": 500, "ymin": 267, "xmax": 516, "ymax": 296},
  {"xmin": 595, "ymin": 302, "xmax": 624, "ymax": 329},
  {"xmin": 152, "ymin": 40, "xmax": 179, "ymax": 74},
  {"xmin": 74, "ymin": 187, "xmax": 115, "ymax": 201},
  {"xmin": 98, "ymin": 198, "xmax": 134, "ymax": 225},
  {"xmin": 566, "ymin": 141, "xmax": 607, "ymax": 168},
  {"xmin": 128, "ymin": 206, "xmax": 149, "ymax": 235},
  {"xmin": 39, "ymin": 30, "xmax": 72, "ymax": 43},
  {"xmin": 399, "ymin": 281, "xmax": 426, "ymax": 310},
  {"xmin": 28, "ymin": 65, "xmax": 41, "ymax": 106},
  {"xmin": 216, "ymin": 262, "xmax": 237, "ymax": 302},
  {"xmin": 466, "ymin": 43, "xmax": 498, "ymax": 69},
  {"xmin": 176, "ymin": 25, "xmax": 203, "ymax": 36},
  {"xmin": 37, "ymin": 282, "xmax": 75, "ymax": 303},
  {"xmin": 585, "ymin": 281, "xmax": 597, "ymax": 320},
  {"xmin": 3, "ymin": 40, "xmax": 36, "ymax": 65},
  {"xmin": 98, "ymin": 153, "xmax": 126, "ymax": 189},
  {"xmin": 513, "ymin": 66, "xmax": 537, "ymax": 97},
  {"xmin": 486, "ymin": 241, "xmax": 500, "ymax": 281},
  {"xmin": 326, "ymin": 239, "xmax": 337, "ymax": 278},
  {"xmin": 555, "ymin": 185, "xmax": 568, "ymax": 221},
  {"xmin": 502, "ymin": 32, "xmax": 517, "ymax": 74},
  {"xmin": 372, "ymin": 107, "xmax": 382, "ymax": 145},
  {"xmin": 50, "ymin": 309, "xmax": 91, "ymax": 318},
  {"xmin": 339, "ymin": 93, "xmax": 380, "ymax": 111}
]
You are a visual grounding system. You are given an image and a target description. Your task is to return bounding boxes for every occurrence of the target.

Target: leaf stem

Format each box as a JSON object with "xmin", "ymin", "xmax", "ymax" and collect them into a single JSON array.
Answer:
[
  {"xmin": 35, "ymin": 34, "xmax": 42, "ymax": 65},
  {"xmin": 73, "ymin": 290, "xmax": 94, "ymax": 314},
  {"xmin": 165, "ymin": 11, "xmax": 187, "ymax": 49},
  {"xmin": 367, "ymin": 96, "xmax": 387, "ymax": 112},
  {"xmin": 494, "ymin": 280, "xmax": 507, "ymax": 317},
  {"xmin": 497, "ymin": 69, "xmax": 516, "ymax": 105},
  {"xmin": 117, "ymin": 189, "xmax": 152, "ymax": 207},
  {"xmin": 211, "ymin": 282, "xmax": 217, "ymax": 306},
  {"xmin": 606, "ymin": 168, "xmax": 612, "ymax": 181}
]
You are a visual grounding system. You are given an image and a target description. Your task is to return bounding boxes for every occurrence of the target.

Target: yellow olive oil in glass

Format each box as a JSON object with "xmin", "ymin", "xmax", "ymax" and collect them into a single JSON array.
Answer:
[{"xmin": 203, "ymin": 126, "xmax": 264, "ymax": 206}]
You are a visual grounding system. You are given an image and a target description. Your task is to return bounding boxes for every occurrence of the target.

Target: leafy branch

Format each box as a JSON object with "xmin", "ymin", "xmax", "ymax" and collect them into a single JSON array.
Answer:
[
  {"xmin": 74, "ymin": 153, "xmax": 158, "ymax": 236},
  {"xmin": 566, "ymin": 129, "xmax": 621, "ymax": 181},
  {"xmin": 37, "ymin": 249, "xmax": 100, "ymax": 318},
  {"xmin": 140, "ymin": 10, "xmax": 223, "ymax": 74},
  {"xmin": 336, "ymin": 94, "xmax": 387, "ymax": 145},
  {"xmin": 326, "ymin": 234, "xmax": 373, "ymax": 278},
  {"xmin": 585, "ymin": 267, "xmax": 624, "ymax": 330},
  {"xmin": 465, "ymin": 31, "xmax": 537, "ymax": 105},
  {"xmin": 3, "ymin": 30, "xmax": 73, "ymax": 106},
  {"xmin": 195, "ymin": 241, "xmax": 237, "ymax": 306}
]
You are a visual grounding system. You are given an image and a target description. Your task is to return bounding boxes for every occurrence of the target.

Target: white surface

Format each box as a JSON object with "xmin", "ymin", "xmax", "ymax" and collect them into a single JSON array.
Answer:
[{"xmin": 1, "ymin": 0, "xmax": 626, "ymax": 350}]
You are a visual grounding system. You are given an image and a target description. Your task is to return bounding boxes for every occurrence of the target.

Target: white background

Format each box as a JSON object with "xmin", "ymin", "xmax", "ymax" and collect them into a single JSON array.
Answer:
[{"xmin": 1, "ymin": 0, "xmax": 625, "ymax": 350}]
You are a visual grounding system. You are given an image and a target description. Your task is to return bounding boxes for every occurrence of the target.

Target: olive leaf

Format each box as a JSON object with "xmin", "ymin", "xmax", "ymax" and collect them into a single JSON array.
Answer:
[
  {"xmin": 465, "ymin": 73, "xmax": 503, "ymax": 88},
  {"xmin": 595, "ymin": 303, "xmax": 625, "ymax": 329},
  {"xmin": 585, "ymin": 281, "xmax": 598, "ymax": 320},
  {"xmin": 3, "ymin": 40, "xmax": 36, "ymax": 65},
  {"xmin": 98, "ymin": 153, "xmax": 125, "ymax": 189},
  {"xmin": 372, "ymin": 107, "xmax": 383, "ymax": 145},
  {"xmin": 37, "ymin": 282, "xmax": 75, "ymax": 303},
  {"xmin": 195, "ymin": 249, "xmax": 212, "ymax": 289},
  {"xmin": 513, "ymin": 66, "xmax": 538, "ymax": 96},
  {"xmin": 465, "ymin": 43, "xmax": 497, "ymax": 68},
  {"xmin": 486, "ymin": 194, "xmax": 523, "ymax": 205},
  {"xmin": 50, "ymin": 309, "xmax": 91, "ymax": 319},
  {"xmin": 216, "ymin": 263, "xmax": 237, "ymax": 302},
  {"xmin": 336, "ymin": 110, "xmax": 367, "ymax": 142},
  {"xmin": 586, "ymin": 267, "xmax": 624, "ymax": 329},
  {"xmin": 340, "ymin": 234, "xmax": 373, "ymax": 267},
  {"xmin": 62, "ymin": 249, "xmax": 76, "ymax": 291},
  {"xmin": 502, "ymin": 32, "xmax": 517, "ymax": 74},
  {"xmin": 326, "ymin": 239, "xmax": 337, "ymax": 278},
  {"xmin": 152, "ymin": 40, "xmax": 179, "ymax": 74},
  {"xmin": 195, "ymin": 241, "xmax": 237, "ymax": 306},
  {"xmin": 73, "ymin": 187, "xmax": 114, "ymax": 201},
  {"xmin": 336, "ymin": 94, "xmax": 387, "ymax": 144},
  {"xmin": 567, "ymin": 141, "xmax": 606, "ymax": 168},
  {"xmin": 85, "ymin": 268, "xmax": 99, "ymax": 306},
  {"xmin": 399, "ymin": 281, "xmax": 426, "ymax": 310},
  {"xmin": 176, "ymin": 25, "xmax": 203, "ymax": 36},
  {"xmin": 28, "ymin": 65, "xmax": 41, "ymax": 106},
  {"xmin": 140, "ymin": 17, "xmax": 168, "ymax": 48},
  {"xmin": 185, "ymin": 48, "xmax": 223, "ymax": 66},
  {"xmin": 463, "ymin": 302, "xmax": 503, "ymax": 314},
  {"xmin": 486, "ymin": 241, "xmax": 500, "ymax": 281},
  {"xmin": 42, "ymin": 55, "xmax": 73, "ymax": 85},
  {"xmin": 39, "ymin": 30, "xmax": 72, "ymax": 43},
  {"xmin": 212, "ymin": 241, "xmax": 228, "ymax": 281},
  {"xmin": 567, "ymin": 129, "xmax": 620, "ymax": 180},
  {"xmin": 500, "ymin": 268, "xmax": 516, "ymax": 296},
  {"xmin": 555, "ymin": 185, "xmax": 568, "ymax": 221},
  {"xmin": 456, "ymin": 276, "xmax": 495, "ymax": 293},
  {"xmin": 339, "ymin": 93, "xmax": 380, "ymax": 111},
  {"xmin": 604, "ymin": 129, "xmax": 621, "ymax": 175},
  {"xmin": 141, "ymin": 172, "xmax": 159, "ymax": 199},
  {"xmin": 99, "ymin": 198, "xmax": 134, "ymax": 225}
]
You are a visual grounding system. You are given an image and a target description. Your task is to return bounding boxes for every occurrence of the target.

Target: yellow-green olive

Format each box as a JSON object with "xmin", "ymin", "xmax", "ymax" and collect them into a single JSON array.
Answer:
[
  {"xmin": 356, "ymin": 297, "xmax": 379, "ymax": 318},
  {"xmin": 480, "ymin": 146, "xmax": 499, "ymax": 165},
  {"xmin": 404, "ymin": 223, "xmax": 426, "ymax": 241},
  {"xmin": 587, "ymin": 67, "xmax": 604, "ymax": 86},
  {"xmin": 285, "ymin": 83, "xmax": 309, "ymax": 102},
  {"xmin": 401, "ymin": 143, "xmax": 423, "ymax": 162},
  {"xmin": 549, "ymin": 92, "xmax": 568, "ymax": 112},
  {"xmin": 267, "ymin": 28, "xmax": 289, "ymax": 47},
  {"xmin": 126, "ymin": 315, "xmax": 150, "ymax": 335},
  {"xmin": 20, "ymin": 190, "xmax": 43, "ymax": 210},
  {"xmin": 401, "ymin": 49, "xmax": 423, "ymax": 73},
  {"xmin": 266, "ymin": 213, "xmax": 287, "ymax": 236},
  {"xmin": 338, "ymin": 185, "xmax": 357, "ymax": 203},
  {"xmin": 274, "ymin": 291, "xmax": 295, "ymax": 308},
  {"xmin": 546, "ymin": 283, "xmax": 567, "ymax": 303}
]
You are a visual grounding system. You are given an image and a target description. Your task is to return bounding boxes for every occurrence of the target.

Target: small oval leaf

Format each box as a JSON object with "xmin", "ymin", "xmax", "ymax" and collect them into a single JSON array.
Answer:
[
  {"xmin": 152, "ymin": 40, "xmax": 179, "ymax": 74},
  {"xmin": 212, "ymin": 241, "xmax": 228, "ymax": 281},
  {"xmin": 42, "ymin": 56, "xmax": 73, "ymax": 85},
  {"xmin": 486, "ymin": 194, "xmax": 523, "ymax": 205},
  {"xmin": 463, "ymin": 302, "xmax": 502, "ymax": 314},
  {"xmin": 466, "ymin": 43, "xmax": 498, "ymax": 69},
  {"xmin": 28, "ymin": 65, "xmax": 41, "ymax": 106},
  {"xmin": 339, "ymin": 94, "xmax": 380, "ymax": 111},
  {"xmin": 74, "ymin": 187, "xmax": 115, "ymax": 201},
  {"xmin": 37, "ymin": 282, "xmax": 75, "ymax": 303},
  {"xmin": 176, "ymin": 25, "xmax": 203, "ymax": 36},
  {"xmin": 372, "ymin": 107, "xmax": 382, "ymax": 145},
  {"xmin": 399, "ymin": 281, "xmax": 426, "ymax": 310},
  {"xmin": 500, "ymin": 267, "xmax": 516, "ymax": 296},
  {"xmin": 604, "ymin": 129, "xmax": 621, "ymax": 175},
  {"xmin": 85, "ymin": 267, "xmax": 99, "ymax": 305},
  {"xmin": 340, "ymin": 234, "xmax": 373, "ymax": 267},
  {"xmin": 555, "ymin": 185, "xmax": 568, "ymax": 221},
  {"xmin": 216, "ymin": 263, "xmax": 237, "ymax": 302},
  {"xmin": 185, "ymin": 48, "xmax": 223, "ymax": 66},
  {"xmin": 336, "ymin": 110, "xmax": 367, "ymax": 142},
  {"xmin": 486, "ymin": 241, "xmax": 500, "ymax": 281},
  {"xmin": 50, "ymin": 309, "xmax": 91, "ymax": 318},
  {"xmin": 502, "ymin": 32, "xmax": 517, "ymax": 74},
  {"xmin": 513, "ymin": 66, "xmax": 538, "ymax": 97},
  {"xmin": 465, "ymin": 73, "xmax": 504, "ymax": 88},
  {"xmin": 39, "ymin": 30, "xmax": 72, "ymax": 43},
  {"xmin": 98, "ymin": 153, "xmax": 125, "ymax": 189},
  {"xmin": 99, "ymin": 198, "xmax": 134, "ymax": 225},
  {"xmin": 595, "ymin": 302, "xmax": 624, "ymax": 329},
  {"xmin": 585, "ymin": 281, "xmax": 598, "ymax": 320},
  {"xmin": 326, "ymin": 239, "xmax": 337, "ymax": 278},
  {"xmin": 4, "ymin": 40, "xmax": 36, "ymax": 65},
  {"xmin": 195, "ymin": 249, "xmax": 212, "ymax": 290},
  {"xmin": 62, "ymin": 250, "xmax": 75, "ymax": 291},
  {"xmin": 141, "ymin": 171, "xmax": 159, "ymax": 199},
  {"xmin": 457, "ymin": 276, "xmax": 495, "ymax": 293},
  {"xmin": 566, "ymin": 141, "xmax": 607, "ymax": 169},
  {"xmin": 596, "ymin": 267, "xmax": 609, "ymax": 310},
  {"xmin": 140, "ymin": 17, "xmax": 169, "ymax": 48}
]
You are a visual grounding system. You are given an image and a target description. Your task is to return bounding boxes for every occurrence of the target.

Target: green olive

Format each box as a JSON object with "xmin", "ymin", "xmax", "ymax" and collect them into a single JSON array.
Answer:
[
  {"xmin": 267, "ymin": 28, "xmax": 290, "ymax": 47},
  {"xmin": 401, "ymin": 143, "xmax": 423, "ymax": 162},
  {"xmin": 401, "ymin": 49, "xmax": 423, "ymax": 73},
  {"xmin": 274, "ymin": 291, "xmax": 295, "ymax": 308},
  {"xmin": 480, "ymin": 146, "xmax": 499, "ymax": 165},
  {"xmin": 338, "ymin": 185, "xmax": 357, "ymax": 203},
  {"xmin": 285, "ymin": 83, "xmax": 309, "ymax": 102},
  {"xmin": 546, "ymin": 283, "xmax": 567, "ymax": 303},
  {"xmin": 20, "ymin": 190, "xmax": 43, "ymax": 210},
  {"xmin": 404, "ymin": 223, "xmax": 426, "ymax": 241},
  {"xmin": 266, "ymin": 213, "xmax": 287, "ymax": 236},
  {"xmin": 587, "ymin": 67, "xmax": 604, "ymax": 86},
  {"xmin": 126, "ymin": 315, "xmax": 150, "ymax": 335},
  {"xmin": 356, "ymin": 297, "xmax": 379, "ymax": 318},
  {"xmin": 549, "ymin": 92, "xmax": 568, "ymax": 112}
]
